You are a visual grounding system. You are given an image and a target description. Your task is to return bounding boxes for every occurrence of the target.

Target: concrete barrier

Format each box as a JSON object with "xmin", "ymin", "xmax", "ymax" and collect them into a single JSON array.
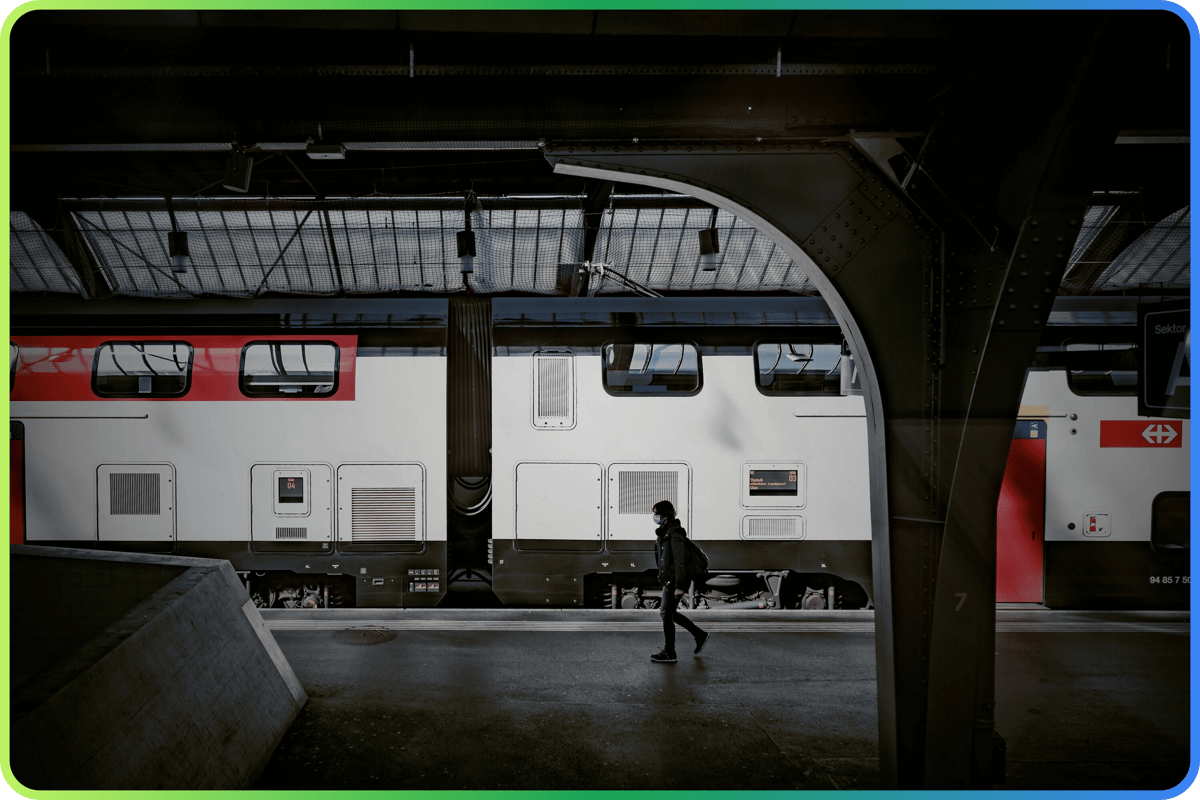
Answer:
[{"xmin": 8, "ymin": 545, "xmax": 307, "ymax": 790}]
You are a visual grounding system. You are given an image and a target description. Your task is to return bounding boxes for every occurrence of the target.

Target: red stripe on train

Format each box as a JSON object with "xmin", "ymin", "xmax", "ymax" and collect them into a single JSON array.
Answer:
[{"xmin": 10, "ymin": 335, "xmax": 356, "ymax": 402}]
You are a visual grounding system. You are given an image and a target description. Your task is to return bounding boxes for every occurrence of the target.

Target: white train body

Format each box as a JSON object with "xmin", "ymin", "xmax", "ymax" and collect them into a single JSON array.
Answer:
[
  {"xmin": 490, "ymin": 347, "xmax": 871, "ymax": 605},
  {"xmin": 11, "ymin": 332, "xmax": 449, "ymax": 607},
  {"xmin": 9, "ymin": 297, "xmax": 1189, "ymax": 609}
]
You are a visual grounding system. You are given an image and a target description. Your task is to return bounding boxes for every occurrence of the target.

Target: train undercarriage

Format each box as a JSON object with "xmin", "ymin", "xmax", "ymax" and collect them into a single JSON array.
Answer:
[
  {"xmin": 592, "ymin": 570, "xmax": 871, "ymax": 611},
  {"xmin": 239, "ymin": 567, "xmax": 869, "ymax": 610}
]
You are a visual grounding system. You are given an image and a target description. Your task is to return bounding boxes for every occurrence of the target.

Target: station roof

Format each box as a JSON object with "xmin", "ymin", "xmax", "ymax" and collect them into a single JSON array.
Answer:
[{"xmin": 7, "ymin": 10, "xmax": 1189, "ymax": 303}]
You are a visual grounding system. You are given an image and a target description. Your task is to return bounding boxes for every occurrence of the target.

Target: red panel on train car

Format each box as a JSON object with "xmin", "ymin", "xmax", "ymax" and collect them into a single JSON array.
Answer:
[
  {"xmin": 9, "ymin": 335, "xmax": 356, "ymax": 402},
  {"xmin": 10, "ymin": 437, "xmax": 25, "ymax": 544},
  {"xmin": 996, "ymin": 421, "xmax": 1046, "ymax": 603},
  {"xmin": 1099, "ymin": 419, "xmax": 1183, "ymax": 448}
]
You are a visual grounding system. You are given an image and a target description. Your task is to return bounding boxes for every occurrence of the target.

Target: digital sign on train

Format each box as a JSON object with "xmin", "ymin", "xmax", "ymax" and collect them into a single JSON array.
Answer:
[
  {"xmin": 748, "ymin": 470, "xmax": 799, "ymax": 496},
  {"xmin": 278, "ymin": 476, "xmax": 305, "ymax": 503}
]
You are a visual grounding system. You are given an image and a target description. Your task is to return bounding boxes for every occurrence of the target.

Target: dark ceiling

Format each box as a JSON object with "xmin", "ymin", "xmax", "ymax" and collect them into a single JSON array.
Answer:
[{"xmin": 9, "ymin": 10, "xmax": 1189, "ymax": 212}]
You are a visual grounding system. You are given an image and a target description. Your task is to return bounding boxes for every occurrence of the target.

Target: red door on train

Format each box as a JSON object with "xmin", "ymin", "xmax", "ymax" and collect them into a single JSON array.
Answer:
[{"xmin": 996, "ymin": 419, "xmax": 1046, "ymax": 602}]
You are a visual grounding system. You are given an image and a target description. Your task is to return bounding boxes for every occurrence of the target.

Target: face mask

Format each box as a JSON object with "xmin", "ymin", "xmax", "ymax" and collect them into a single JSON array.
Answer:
[{"xmin": 653, "ymin": 514, "xmax": 663, "ymax": 525}]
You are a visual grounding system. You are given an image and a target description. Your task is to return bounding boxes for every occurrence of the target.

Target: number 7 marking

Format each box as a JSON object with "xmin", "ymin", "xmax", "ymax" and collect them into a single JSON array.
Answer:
[{"xmin": 955, "ymin": 593, "xmax": 968, "ymax": 611}]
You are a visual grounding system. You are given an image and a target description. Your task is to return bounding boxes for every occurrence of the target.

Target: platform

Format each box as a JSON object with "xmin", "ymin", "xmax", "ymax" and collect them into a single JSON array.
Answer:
[{"xmin": 253, "ymin": 608, "xmax": 1190, "ymax": 791}]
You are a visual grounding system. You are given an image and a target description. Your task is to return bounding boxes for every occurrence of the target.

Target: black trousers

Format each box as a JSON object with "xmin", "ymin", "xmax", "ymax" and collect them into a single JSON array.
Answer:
[{"xmin": 660, "ymin": 581, "xmax": 703, "ymax": 655}]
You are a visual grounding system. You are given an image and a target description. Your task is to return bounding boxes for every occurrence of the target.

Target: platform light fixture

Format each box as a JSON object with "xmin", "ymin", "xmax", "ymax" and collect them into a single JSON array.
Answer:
[
  {"xmin": 458, "ymin": 191, "xmax": 477, "ymax": 273},
  {"xmin": 305, "ymin": 143, "xmax": 346, "ymax": 160},
  {"xmin": 165, "ymin": 197, "xmax": 189, "ymax": 273},
  {"xmin": 457, "ymin": 230, "xmax": 476, "ymax": 274},
  {"xmin": 223, "ymin": 146, "xmax": 254, "ymax": 193},
  {"xmin": 306, "ymin": 124, "xmax": 346, "ymax": 160},
  {"xmin": 699, "ymin": 207, "xmax": 721, "ymax": 271},
  {"xmin": 698, "ymin": 228, "xmax": 720, "ymax": 270},
  {"xmin": 168, "ymin": 231, "xmax": 189, "ymax": 273}
]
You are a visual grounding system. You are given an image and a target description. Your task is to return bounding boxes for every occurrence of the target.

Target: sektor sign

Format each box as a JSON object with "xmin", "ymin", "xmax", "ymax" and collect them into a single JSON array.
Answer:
[{"xmin": 1138, "ymin": 302, "xmax": 1189, "ymax": 419}]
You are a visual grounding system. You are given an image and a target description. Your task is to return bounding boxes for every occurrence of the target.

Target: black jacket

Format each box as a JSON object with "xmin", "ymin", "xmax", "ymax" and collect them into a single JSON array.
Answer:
[{"xmin": 655, "ymin": 518, "xmax": 690, "ymax": 586}]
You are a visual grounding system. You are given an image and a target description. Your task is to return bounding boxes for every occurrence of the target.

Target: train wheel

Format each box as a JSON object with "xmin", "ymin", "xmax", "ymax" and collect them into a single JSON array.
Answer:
[
  {"xmin": 250, "ymin": 586, "xmax": 277, "ymax": 609},
  {"xmin": 800, "ymin": 587, "xmax": 827, "ymax": 609}
]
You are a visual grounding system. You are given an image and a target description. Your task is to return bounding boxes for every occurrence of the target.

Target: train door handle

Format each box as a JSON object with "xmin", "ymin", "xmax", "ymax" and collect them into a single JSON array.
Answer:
[{"xmin": 1032, "ymin": 530, "xmax": 1036, "ymax": 540}]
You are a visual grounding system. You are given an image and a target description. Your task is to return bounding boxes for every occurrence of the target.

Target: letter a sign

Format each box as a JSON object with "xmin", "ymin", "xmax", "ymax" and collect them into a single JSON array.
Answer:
[{"xmin": 1139, "ymin": 301, "xmax": 1189, "ymax": 419}]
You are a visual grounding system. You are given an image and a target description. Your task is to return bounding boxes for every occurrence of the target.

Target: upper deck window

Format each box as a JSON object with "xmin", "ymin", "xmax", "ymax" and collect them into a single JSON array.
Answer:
[
  {"xmin": 10, "ymin": 342, "xmax": 17, "ymax": 394},
  {"xmin": 602, "ymin": 343, "xmax": 701, "ymax": 395},
  {"xmin": 91, "ymin": 342, "xmax": 193, "ymax": 398},
  {"xmin": 240, "ymin": 342, "xmax": 339, "ymax": 397},
  {"xmin": 754, "ymin": 342, "xmax": 843, "ymax": 396},
  {"xmin": 1064, "ymin": 342, "xmax": 1138, "ymax": 396}
]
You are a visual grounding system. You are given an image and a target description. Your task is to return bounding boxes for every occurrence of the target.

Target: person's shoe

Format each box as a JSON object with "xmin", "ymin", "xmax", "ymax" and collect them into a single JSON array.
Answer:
[
  {"xmin": 693, "ymin": 631, "xmax": 710, "ymax": 655},
  {"xmin": 650, "ymin": 649, "xmax": 677, "ymax": 663}
]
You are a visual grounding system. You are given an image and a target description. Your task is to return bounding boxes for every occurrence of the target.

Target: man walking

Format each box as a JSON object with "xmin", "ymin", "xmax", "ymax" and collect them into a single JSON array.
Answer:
[{"xmin": 651, "ymin": 500, "xmax": 710, "ymax": 663}]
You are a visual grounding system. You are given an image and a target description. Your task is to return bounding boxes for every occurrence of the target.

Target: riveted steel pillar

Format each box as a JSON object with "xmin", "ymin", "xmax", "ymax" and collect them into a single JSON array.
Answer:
[
  {"xmin": 545, "ymin": 141, "xmax": 945, "ymax": 786},
  {"xmin": 545, "ymin": 133, "xmax": 1100, "ymax": 786}
]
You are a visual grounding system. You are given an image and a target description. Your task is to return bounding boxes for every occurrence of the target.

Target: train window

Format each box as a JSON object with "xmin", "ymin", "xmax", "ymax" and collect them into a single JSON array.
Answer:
[
  {"xmin": 602, "ymin": 343, "xmax": 701, "ymax": 395},
  {"xmin": 92, "ymin": 342, "xmax": 193, "ymax": 398},
  {"xmin": 10, "ymin": 342, "xmax": 17, "ymax": 393},
  {"xmin": 1152, "ymin": 491, "xmax": 1190, "ymax": 551},
  {"xmin": 1063, "ymin": 342, "xmax": 1138, "ymax": 396},
  {"xmin": 240, "ymin": 342, "xmax": 339, "ymax": 397},
  {"xmin": 754, "ymin": 342, "xmax": 843, "ymax": 396}
]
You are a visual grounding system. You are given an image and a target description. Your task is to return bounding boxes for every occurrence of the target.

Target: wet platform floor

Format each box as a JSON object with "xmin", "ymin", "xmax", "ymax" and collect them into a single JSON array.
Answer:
[{"xmin": 253, "ymin": 609, "xmax": 1190, "ymax": 791}]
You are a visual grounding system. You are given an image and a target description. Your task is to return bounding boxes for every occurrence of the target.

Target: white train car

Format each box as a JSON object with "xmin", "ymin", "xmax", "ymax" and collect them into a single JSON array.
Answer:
[
  {"xmin": 9, "ymin": 297, "xmax": 1188, "ymax": 610},
  {"xmin": 10, "ymin": 305, "xmax": 450, "ymax": 608},
  {"xmin": 489, "ymin": 298, "xmax": 874, "ymax": 609},
  {"xmin": 1016, "ymin": 334, "xmax": 1190, "ymax": 608}
]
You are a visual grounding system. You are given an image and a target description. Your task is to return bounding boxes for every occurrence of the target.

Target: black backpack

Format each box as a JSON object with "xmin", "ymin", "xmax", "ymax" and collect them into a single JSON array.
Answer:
[{"xmin": 683, "ymin": 536, "xmax": 710, "ymax": 583}]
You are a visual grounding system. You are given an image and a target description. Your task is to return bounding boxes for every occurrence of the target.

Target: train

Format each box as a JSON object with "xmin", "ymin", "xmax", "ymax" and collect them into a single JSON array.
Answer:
[{"xmin": 8, "ymin": 296, "xmax": 1190, "ymax": 610}]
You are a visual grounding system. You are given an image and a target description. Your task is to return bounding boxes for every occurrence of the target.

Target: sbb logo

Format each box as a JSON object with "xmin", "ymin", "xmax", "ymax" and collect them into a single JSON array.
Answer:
[{"xmin": 1099, "ymin": 420, "xmax": 1183, "ymax": 448}]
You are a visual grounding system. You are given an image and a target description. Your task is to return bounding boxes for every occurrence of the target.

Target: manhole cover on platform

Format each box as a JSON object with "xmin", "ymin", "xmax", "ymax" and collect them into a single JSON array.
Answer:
[{"xmin": 332, "ymin": 628, "xmax": 398, "ymax": 646}]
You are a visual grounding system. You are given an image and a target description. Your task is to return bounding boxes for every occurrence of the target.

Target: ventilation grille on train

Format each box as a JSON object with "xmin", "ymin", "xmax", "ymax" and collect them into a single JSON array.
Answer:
[
  {"xmin": 351, "ymin": 487, "xmax": 417, "ymax": 542},
  {"xmin": 618, "ymin": 471, "xmax": 678, "ymax": 515},
  {"xmin": 537, "ymin": 357, "xmax": 571, "ymax": 418},
  {"xmin": 745, "ymin": 518, "xmax": 802, "ymax": 540},
  {"xmin": 109, "ymin": 473, "xmax": 160, "ymax": 515},
  {"xmin": 275, "ymin": 527, "xmax": 308, "ymax": 540}
]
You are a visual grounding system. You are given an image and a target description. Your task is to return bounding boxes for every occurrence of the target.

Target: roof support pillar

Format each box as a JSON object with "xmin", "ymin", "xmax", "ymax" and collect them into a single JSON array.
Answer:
[
  {"xmin": 564, "ymin": 178, "xmax": 613, "ymax": 296},
  {"xmin": 544, "ymin": 23, "xmax": 1115, "ymax": 784}
]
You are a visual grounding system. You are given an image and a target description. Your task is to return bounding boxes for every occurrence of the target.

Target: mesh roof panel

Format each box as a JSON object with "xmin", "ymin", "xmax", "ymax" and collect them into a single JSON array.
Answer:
[
  {"xmin": 9, "ymin": 212, "xmax": 85, "ymax": 296},
  {"xmin": 1092, "ymin": 206, "xmax": 1190, "ymax": 292},
  {"xmin": 10, "ymin": 197, "xmax": 1189, "ymax": 299}
]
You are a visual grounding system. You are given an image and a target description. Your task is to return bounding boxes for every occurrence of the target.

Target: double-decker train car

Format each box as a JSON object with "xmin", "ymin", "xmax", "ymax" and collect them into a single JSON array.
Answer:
[
  {"xmin": 10, "ymin": 303, "xmax": 451, "ymax": 609},
  {"xmin": 8, "ymin": 297, "xmax": 1189, "ymax": 610},
  {"xmin": 489, "ymin": 298, "xmax": 872, "ymax": 610}
]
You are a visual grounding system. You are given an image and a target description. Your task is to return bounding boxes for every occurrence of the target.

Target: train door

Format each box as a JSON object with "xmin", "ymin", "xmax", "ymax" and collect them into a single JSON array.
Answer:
[
  {"xmin": 996, "ymin": 419, "xmax": 1046, "ymax": 602},
  {"xmin": 514, "ymin": 462, "xmax": 603, "ymax": 550}
]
